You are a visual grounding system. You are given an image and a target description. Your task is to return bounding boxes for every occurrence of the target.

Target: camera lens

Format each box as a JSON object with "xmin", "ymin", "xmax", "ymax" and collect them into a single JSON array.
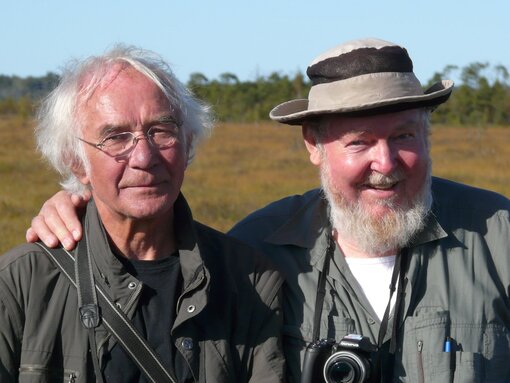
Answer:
[
  {"xmin": 328, "ymin": 361, "xmax": 357, "ymax": 382},
  {"xmin": 323, "ymin": 351, "xmax": 368, "ymax": 383}
]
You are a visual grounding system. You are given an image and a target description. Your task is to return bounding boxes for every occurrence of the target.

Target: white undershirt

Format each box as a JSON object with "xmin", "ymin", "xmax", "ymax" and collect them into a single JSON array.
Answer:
[{"xmin": 344, "ymin": 255, "xmax": 397, "ymax": 321}]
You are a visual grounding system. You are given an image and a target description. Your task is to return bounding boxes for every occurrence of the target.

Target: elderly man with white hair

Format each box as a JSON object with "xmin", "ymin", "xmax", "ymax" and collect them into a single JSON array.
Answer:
[
  {"xmin": 26, "ymin": 38, "xmax": 510, "ymax": 382},
  {"xmin": 0, "ymin": 45, "xmax": 285, "ymax": 383}
]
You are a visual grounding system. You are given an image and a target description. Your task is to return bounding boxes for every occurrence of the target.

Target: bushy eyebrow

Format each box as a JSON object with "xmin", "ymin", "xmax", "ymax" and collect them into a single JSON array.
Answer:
[
  {"xmin": 97, "ymin": 124, "xmax": 128, "ymax": 139},
  {"xmin": 96, "ymin": 114, "xmax": 180, "ymax": 138},
  {"xmin": 155, "ymin": 115, "xmax": 180, "ymax": 125}
]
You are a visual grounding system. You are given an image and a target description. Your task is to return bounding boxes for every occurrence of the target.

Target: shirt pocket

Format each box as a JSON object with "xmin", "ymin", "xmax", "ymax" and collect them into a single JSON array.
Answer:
[{"xmin": 400, "ymin": 310, "xmax": 510, "ymax": 383}]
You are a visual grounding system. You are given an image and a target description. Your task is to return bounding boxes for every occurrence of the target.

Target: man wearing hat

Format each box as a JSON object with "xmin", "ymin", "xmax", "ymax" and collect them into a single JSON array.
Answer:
[
  {"xmin": 231, "ymin": 38, "xmax": 510, "ymax": 382},
  {"xmin": 27, "ymin": 38, "xmax": 510, "ymax": 382}
]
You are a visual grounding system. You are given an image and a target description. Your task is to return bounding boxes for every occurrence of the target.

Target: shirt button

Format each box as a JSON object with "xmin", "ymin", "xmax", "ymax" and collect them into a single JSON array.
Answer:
[
  {"xmin": 128, "ymin": 282, "xmax": 137, "ymax": 290},
  {"xmin": 181, "ymin": 338, "xmax": 193, "ymax": 350},
  {"xmin": 187, "ymin": 305, "xmax": 196, "ymax": 313}
]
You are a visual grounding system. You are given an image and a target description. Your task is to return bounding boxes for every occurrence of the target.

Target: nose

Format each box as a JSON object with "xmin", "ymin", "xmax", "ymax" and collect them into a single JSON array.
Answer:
[
  {"xmin": 370, "ymin": 140, "xmax": 397, "ymax": 175},
  {"xmin": 127, "ymin": 134, "xmax": 158, "ymax": 169}
]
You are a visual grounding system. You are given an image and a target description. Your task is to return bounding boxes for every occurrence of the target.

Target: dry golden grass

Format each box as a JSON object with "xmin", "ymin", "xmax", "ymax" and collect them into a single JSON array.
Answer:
[
  {"xmin": 0, "ymin": 116, "xmax": 61, "ymax": 253},
  {"xmin": 0, "ymin": 117, "xmax": 509, "ymax": 253}
]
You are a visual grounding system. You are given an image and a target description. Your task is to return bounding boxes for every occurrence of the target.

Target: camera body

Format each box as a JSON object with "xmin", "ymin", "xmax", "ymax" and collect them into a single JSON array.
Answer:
[{"xmin": 301, "ymin": 334, "xmax": 377, "ymax": 383}]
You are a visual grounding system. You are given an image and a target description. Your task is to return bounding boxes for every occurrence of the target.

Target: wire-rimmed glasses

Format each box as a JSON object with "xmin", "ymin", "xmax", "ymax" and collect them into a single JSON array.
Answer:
[{"xmin": 78, "ymin": 121, "xmax": 181, "ymax": 158}]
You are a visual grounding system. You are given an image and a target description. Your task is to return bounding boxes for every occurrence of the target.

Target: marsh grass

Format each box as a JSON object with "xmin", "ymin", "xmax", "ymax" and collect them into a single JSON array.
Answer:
[{"xmin": 0, "ymin": 117, "xmax": 509, "ymax": 253}]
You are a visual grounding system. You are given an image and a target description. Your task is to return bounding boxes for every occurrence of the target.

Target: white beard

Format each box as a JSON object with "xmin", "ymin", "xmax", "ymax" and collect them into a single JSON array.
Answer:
[{"xmin": 321, "ymin": 162, "xmax": 432, "ymax": 255}]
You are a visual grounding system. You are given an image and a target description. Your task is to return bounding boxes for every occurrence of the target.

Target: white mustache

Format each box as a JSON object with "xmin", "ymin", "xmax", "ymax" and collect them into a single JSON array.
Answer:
[{"xmin": 364, "ymin": 170, "xmax": 404, "ymax": 187}]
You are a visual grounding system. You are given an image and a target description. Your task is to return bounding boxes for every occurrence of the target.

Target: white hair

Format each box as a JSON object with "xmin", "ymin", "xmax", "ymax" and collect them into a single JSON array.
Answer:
[{"xmin": 35, "ymin": 44, "xmax": 214, "ymax": 194}]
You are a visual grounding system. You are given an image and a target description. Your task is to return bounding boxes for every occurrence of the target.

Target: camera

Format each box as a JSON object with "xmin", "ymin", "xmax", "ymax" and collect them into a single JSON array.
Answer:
[{"xmin": 301, "ymin": 334, "xmax": 377, "ymax": 383}]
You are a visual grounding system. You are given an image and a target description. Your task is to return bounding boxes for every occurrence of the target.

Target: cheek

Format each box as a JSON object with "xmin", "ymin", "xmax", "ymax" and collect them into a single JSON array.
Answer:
[
  {"xmin": 400, "ymin": 150, "xmax": 430, "ymax": 195},
  {"xmin": 86, "ymin": 158, "xmax": 124, "ymax": 191},
  {"xmin": 324, "ymin": 149, "xmax": 369, "ymax": 185},
  {"xmin": 401, "ymin": 147, "xmax": 429, "ymax": 174},
  {"xmin": 161, "ymin": 146, "xmax": 188, "ymax": 175}
]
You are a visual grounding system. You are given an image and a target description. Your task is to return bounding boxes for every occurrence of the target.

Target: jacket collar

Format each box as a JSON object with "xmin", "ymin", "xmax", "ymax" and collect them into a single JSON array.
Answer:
[
  {"xmin": 172, "ymin": 194, "xmax": 208, "ymax": 293},
  {"xmin": 83, "ymin": 194, "xmax": 208, "ymax": 307}
]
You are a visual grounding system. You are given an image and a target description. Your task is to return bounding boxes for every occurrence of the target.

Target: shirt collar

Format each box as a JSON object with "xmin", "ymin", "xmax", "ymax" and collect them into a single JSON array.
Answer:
[
  {"xmin": 265, "ymin": 189, "xmax": 448, "ymax": 257},
  {"xmin": 84, "ymin": 194, "xmax": 205, "ymax": 289}
]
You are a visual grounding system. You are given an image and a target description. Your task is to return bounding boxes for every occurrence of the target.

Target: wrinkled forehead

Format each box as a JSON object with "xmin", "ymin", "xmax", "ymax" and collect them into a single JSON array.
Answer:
[
  {"xmin": 78, "ymin": 62, "xmax": 149, "ymax": 103},
  {"xmin": 75, "ymin": 62, "xmax": 181, "ymax": 125}
]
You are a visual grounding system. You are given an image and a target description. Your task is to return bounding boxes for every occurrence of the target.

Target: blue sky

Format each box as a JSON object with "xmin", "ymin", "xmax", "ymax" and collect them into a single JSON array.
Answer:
[{"xmin": 2, "ymin": 0, "xmax": 509, "ymax": 86}]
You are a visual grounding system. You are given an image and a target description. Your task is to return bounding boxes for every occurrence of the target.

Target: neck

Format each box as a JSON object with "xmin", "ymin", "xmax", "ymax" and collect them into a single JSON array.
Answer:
[
  {"xmin": 333, "ymin": 230, "xmax": 397, "ymax": 259},
  {"xmin": 98, "ymin": 208, "xmax": 176, "ymax": 261}
]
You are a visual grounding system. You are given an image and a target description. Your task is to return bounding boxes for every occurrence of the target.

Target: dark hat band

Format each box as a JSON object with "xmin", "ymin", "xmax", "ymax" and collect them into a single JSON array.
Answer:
[{"xmin": 307, "ymin": 46, "xmax": 413, "ymax": 85}]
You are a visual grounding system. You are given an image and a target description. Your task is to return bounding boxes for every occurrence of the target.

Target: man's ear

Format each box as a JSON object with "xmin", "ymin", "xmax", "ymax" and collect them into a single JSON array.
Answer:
[
  {"xmin": 302, "ymin": 124, "xmax": 323, "ymax": 166},
  {"xmin": 70, "ymin": 158, "xmax": 90, "ymax": 185}
]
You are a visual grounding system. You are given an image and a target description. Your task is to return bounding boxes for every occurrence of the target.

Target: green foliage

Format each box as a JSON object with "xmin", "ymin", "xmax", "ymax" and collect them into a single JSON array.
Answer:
[
  {"xmin": 1, "ymin": 63, "xmax": 510, "ymax": 126},
  {"xmin": 429, "ymin": 63, "xmax": 510, "ymax": 125},
  {"xmin": 187, "ymin": 71, "xmax": 311, "ymax": 122},
  {"xmin": 0, "ymin": 72, "xmax": 59, "ymax": 100}
]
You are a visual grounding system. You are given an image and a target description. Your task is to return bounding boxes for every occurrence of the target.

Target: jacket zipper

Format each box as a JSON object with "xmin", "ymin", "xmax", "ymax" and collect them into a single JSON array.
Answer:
[
  {"xmin": 417, "ymin": 340, "xmax": 424, "ymax": 383},
  {"xmin": 19, "ymin": 365, "xmax": 78, "ymax": 382}
]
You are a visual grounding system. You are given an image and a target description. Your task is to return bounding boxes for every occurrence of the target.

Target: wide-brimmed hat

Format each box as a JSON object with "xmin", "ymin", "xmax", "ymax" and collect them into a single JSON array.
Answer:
[{"xmin": 270, "ymin": 38, "xmax": 454, "ymax": 125}]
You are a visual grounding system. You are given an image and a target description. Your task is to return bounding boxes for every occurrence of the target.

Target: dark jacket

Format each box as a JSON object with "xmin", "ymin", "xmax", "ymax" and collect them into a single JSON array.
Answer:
[
  {"xmin": 230, "ymin": 177, "xmax": 510, "ymax": 383},
  {"xmin": 0, "ymin": 195, "xmax": 285, "ymax": 382}
]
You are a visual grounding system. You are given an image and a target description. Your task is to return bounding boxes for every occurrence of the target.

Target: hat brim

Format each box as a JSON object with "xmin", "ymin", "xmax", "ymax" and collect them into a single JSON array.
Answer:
[{"xmin": 270, "ymin": 80, "xmax": 454, "ymax": 125}]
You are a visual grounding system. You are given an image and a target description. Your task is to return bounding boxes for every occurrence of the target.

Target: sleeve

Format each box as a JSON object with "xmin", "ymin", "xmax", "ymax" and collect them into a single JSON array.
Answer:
[
  {"xmin": 0, "ymin": 290, "xmax": 22, "ymax": 381},
  {"xmin": 248, "ymin": 270, "xmax": 286, "ymax": 383}
]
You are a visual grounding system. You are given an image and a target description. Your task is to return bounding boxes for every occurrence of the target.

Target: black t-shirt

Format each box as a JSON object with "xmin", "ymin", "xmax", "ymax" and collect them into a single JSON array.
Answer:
[{"xmin": 102, "ymin": 252, "xmax": 192, "ymax": 382}]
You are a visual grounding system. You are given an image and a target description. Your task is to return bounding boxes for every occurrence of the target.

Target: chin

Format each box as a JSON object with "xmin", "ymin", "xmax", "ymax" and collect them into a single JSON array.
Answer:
[{"xmin": 123, "ymin": 198, "xmax": 174, "ymax": 219}]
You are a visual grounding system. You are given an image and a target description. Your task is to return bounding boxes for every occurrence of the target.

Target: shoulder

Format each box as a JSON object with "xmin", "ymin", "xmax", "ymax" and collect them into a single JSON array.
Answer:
[
  {"xmin": 229, "ymin": 188, "xmax": 322, "ymax": 241},
  {"xmin": 193, "ymin": 221, "xmax": 283, "ymax": 296},
  {"xmin": 0, "ymin": 243, "xmax": 63, "ymax": 312},
  {"xmin": 194, "ymin": 221, "xmax": 263, "ymax": 256},
  {"xmin": 0, "ymin": 243, "xmax": 55, "ymax": 273},
  {"xmin": 431, "ymin": 177, "xmax": 510, "ymax": 234},
  {"xmin": 432, "ymin": 177, "xmax": 510, "ymax": 216}
]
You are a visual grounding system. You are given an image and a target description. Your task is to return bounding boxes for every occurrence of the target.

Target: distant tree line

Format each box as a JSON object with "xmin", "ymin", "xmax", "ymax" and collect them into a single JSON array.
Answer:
[
  {"xmin": 1, "ymin": 63, "xmax": 509, "ymax": 125},
  {"xmin": 0, "ymin": 73, "xmax": 59, "ymax": 117},
  {"xmin": 426, "ymin": 63, "xmax": 510, "ymax": 125}
]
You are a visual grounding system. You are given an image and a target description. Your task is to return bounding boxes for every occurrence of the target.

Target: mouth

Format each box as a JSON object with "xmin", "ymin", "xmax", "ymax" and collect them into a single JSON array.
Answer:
[
  {"xmin": 363, "ymin": 181, "xmax": 399, "ymax": 191},
  {"xmin": 121, "ymin": 180, "xmax": 167, "ymax": 189},
  {"xmin": 361, "ymin": 171, "xmax": 404, "ymax": 192}
]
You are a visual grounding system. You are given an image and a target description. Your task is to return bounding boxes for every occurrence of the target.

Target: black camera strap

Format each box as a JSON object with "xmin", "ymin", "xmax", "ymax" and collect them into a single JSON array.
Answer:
[
  {"xmin": 310, "ymin": 228, "xmax": 409, "ymax": 382},
  {"xmin": 312, "ymin": 231, "xmax": 335, "ymax": 342},
  {"xmin": 377, "ymin": 247, "xmax": 408, "ymax": 352},
  {"xmin": 371, "ymin": 247, "xmax": 409, "ymax": 383}
]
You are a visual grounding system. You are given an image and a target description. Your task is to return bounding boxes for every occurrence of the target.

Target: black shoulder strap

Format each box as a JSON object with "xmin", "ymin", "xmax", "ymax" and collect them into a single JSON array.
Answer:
[
  {"xmin": 312, "ymin": 231, "xmax": 335, "ymax": 342},
  {"xmin": 35, "ymin": 242, "xmax": 177, "ymax": 383}
]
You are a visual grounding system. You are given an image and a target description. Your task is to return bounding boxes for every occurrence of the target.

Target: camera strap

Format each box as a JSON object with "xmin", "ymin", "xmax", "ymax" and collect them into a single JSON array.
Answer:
[
  {"xmin": 311, "ymin": 230, "xmax": 335, "ymax": 342},
  {"xmin": 35, "ymin": 241, "xmax": 177, "ymax": 383},
  {"xmin": 370, "ymin": 247, "xmax": 409, "ymax": 383},
  {"xmin": 377, "ymin": 247, "xmax": 409, "ymax": 353}
]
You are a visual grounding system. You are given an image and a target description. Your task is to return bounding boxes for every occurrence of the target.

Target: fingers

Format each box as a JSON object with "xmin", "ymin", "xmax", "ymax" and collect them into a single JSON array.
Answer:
[
  {"xmin": 26, "ymin": 216, "xmax": 60, "ymax": 248},
  {"xmin": 70, "ymin": 190, "xmax": 91, "ymax": 208},
  {"xmin": 26, "ymin": 191, "xmax": 85, "ymax": 250}
]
